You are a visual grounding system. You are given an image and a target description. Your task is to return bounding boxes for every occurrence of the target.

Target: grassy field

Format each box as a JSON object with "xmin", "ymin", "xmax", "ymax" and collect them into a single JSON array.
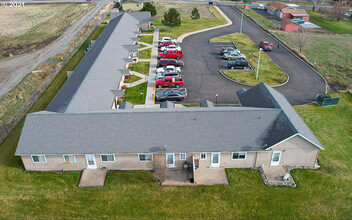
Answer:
[
  {"xmin": 0, "ymin": 3, "xmax": 95, "ymax": 57},
  {"xmin": 155, "ymin": 5, "xmax": 227, "ymax": 39},
  {"xmin": 155, "ymin": 3, "xmax": 217, "ymax": 18},
  {"xmin": 275, "ymin": 31, "xmax": 352, "ymax": 88},
  {"xmin": 127, "ymin": 75, "xmax": 142, "ymax": 83},
  {"xmin": 307, "ymin": 11, "xmax": 352, "ymax": 34},
  {"xmin": 0, "ymin": 91, "xmax": 351, "ymax": 218},
  {"xmin": 139, "ymin": 35, "xmax": 153, "ymax": 45},
  {"xmin": 212, "ymin": 33, "xmax": 287, "ymax": 86},
  {"xmin": 139, "ymin": 48, "xmax": 152, "ymax": 59},
  {"xmin": 238, "ymin": 7, "xmax": 277, "ymax": 30},
  {"xmin": 123, "ymin": 82, "xmax": 148, "ymax": 104},
  {"xmin": 131, "ymin": 62, "xmax": 150, "ymax": 76}
]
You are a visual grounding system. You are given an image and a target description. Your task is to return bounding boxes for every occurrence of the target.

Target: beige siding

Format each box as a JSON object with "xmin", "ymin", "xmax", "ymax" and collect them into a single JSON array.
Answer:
[
  {"xmin": 272, "ymin": 135, "xmax": 319, "ymax": 166},
  {"xmin": 21, "ymin": 155, "xmax": 87, "ymax": 171},
  {"xmin": 221, "ymin": 152, "xmax": 256, "ymax": 168},
  {"xmin": 255, "ymin": 151, "xmax": 273, "ymax": 167}
]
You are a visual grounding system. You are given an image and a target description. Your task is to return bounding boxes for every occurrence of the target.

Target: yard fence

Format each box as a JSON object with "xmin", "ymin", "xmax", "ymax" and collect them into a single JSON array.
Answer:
[{"xmin": 0, "ymin": 8, "xmax": 110, "ymax": 145}]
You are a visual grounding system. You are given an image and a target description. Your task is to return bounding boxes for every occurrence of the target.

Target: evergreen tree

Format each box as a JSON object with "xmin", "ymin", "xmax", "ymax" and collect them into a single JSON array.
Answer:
[
  {"xmin": 141, "ymin": 2, "xmax": 157, "ymax": 17},
  {"xmin": 190, "ymin": 7, "xmax": 200, "ymax": 24},
  {"xmin": 162, "ymin": 8, "xmax": 181, "ymax": 32}
]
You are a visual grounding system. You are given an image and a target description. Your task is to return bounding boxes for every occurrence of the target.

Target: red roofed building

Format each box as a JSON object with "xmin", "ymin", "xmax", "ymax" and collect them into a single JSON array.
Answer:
[{"xmin": 280, "ymin": 19, "xmax": 300, "ymax": 32}]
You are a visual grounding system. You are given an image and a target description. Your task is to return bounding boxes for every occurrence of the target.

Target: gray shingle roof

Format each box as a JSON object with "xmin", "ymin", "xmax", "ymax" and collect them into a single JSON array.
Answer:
[
  {"xmin": 236, "ymin": 82, "xmax": 324, "ymax": 149},
  {"xmin": 46, "ymin": 13, "xmax": 141, "ymax": 113},
  {"xmin": 15, "ymin": 107, "xmax": 282, "ymax": 155}
]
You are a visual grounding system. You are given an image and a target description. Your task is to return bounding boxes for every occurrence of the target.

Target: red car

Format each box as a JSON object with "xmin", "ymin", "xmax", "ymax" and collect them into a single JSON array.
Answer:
[
  {"xmin": 259, "ymin": 41, "xmax": 273, "ymax": 51},
  {"xmin": 158, "ymin": 41, "xmax": 174, "ymax": 48},
  {"xmin": 158, "ymin": 50, "xmax": 183, "ymax": 60},
  {"xmin": 155, "ymin": 76, "xmax": 183, "ymax": 88}
]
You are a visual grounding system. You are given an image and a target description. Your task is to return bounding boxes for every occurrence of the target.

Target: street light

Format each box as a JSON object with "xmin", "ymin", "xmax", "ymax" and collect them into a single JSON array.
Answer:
[
  {"xmin": 240, "ymin": 13, "xmax": 244, "ymax": 34},
  {"xmin": 256, "ymin": 48, "xmax": 262, "ymax": 80},
  {"xmin": 216, "ymin": 94, "xmax": 218, "ymax": 106}
]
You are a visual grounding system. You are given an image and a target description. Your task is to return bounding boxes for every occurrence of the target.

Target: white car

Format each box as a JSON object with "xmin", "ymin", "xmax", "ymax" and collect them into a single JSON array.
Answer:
[
  {"xmin": 160, "ymin": 37, "xmax": 177, "ymax": 44},
  {"xmin": 159, "ymin": 44, "xmax": 182, "ymax": 52},
  {"xmin": 156, "ymin": 70, "xmax": 181, "ymax": 79},
  {"xmin": 156, "ymin": 65, "xmax": 181, "ymax": 74}
]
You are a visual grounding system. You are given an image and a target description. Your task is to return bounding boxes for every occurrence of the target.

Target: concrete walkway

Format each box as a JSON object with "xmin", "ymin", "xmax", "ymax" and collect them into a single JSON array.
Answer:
[
  {"xmin": 126, "ymin": 71, "xmax": 148, "ymax": 88},
  {"xmin": 78, "ymin": 168, "xmax": 107, "ymax": 187},
  {"xmin": 138, "ymin": 42, "xmax": 152, "ymax": 51},
  {"xmin": 176, "ymin": 6, "xmax": 232, "ymax": 43},
  {"xmin": 138, "ymin": 59, "xmax": 151, "ymax": 62},
  {"xmin": 145, "ymin": 29, "xmax": 159, "ymax": 105}
]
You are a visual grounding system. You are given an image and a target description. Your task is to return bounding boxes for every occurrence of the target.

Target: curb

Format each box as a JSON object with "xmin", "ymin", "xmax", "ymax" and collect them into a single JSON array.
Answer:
[
  {"xmin": 176, "ymin": 6, "xmax": 233, "ymax": 43},
  {"xmin": 232, "ymin": 6, "xmax": 327, "ymax": 93}
]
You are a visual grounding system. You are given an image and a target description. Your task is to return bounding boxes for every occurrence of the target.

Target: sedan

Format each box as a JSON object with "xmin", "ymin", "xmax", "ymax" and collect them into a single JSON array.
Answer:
[
  {"xmin": 223, "ymin": 52, "xmax": 246, "ymax": 60},
  {"xmin": 220, "ymin": 47, "xmax": 240, "ymax": 55},
  {"xmin": 156, "ymin": 65, "xmax": 181, "ymax": 74},
  {"xmin": 156, "ymin": 90, "xmax": 186, "ymax": 102},
  {"xmin": 160, "ymin": 44, "xmax": 182, "ymax": 52}
]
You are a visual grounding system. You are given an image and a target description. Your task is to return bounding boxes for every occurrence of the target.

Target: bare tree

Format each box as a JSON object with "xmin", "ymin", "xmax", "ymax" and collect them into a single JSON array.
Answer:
[
  {"xmin": 333, "ymin": 0, "xmax": 351, "ymax": 21},
  {"xmin": 149, "ymin": 154, "xmax": 167, "ymax": 183},
  {"xmin": 309, "ymin": 0, "xmax": 329, "ymax": 11},
  {"xmin": 294, "ymin": 28, "xmax": 311, "ymax": 53}
]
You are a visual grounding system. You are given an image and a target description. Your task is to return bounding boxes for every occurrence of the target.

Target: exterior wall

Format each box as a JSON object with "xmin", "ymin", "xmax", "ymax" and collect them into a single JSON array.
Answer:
[
  {"xmin": 140, "ymin": 22, "xmax": 151, "ymax": 31},
  {"xmin": 281, "ymin": 22, "xmax": 299, "ymax": 32},
  {"xmin": 302, "ymin": 16, "xmax": 309, "ymax": 22},
  {"xmin": 272, "ymin": 135, "xmax": 319, "ymax": 166},
  {"xmin": 267, "ymin": 8, "xmax": 276, "ymax": 15},
  {"xmin": 21, "ymin": 155, "xmax": 87, "ymax": 171},
  {"xmin": 221, "ymin": 152, "xmax": 256, "ymax": 168},
  {"xmin": 281, "ymin": 12, "xmax": 291, "ymax": 20},
  {"xmin": 122, "ymin": 2, "xmax": 143, "ymax": 11}
]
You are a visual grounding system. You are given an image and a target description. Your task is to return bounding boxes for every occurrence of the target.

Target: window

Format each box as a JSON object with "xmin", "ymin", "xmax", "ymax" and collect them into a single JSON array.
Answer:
[
  {"xmin": 31, "ymin": 155, "xmax": 46, "ymax": 163},
  {"xmin": 63, "ymin": 155, "xmax": 76, "ymax": 163},
  {"xmin": 138, "ymin": 154, "xmax": 153, "ymax": 162},
  {"xmin": 101, "ymin": 154, "xmax": 115, "ymax": 162},
  {"xmin": 200, "ymin": 153, "xmax": 207, "ymax": 160},
  {"xmin": 179, "ymin": 153, "xmax": 186, "ymax": 160},
  {"xmin": 232, "ymin": 152, "xmax": 247, "ymax": 160}
]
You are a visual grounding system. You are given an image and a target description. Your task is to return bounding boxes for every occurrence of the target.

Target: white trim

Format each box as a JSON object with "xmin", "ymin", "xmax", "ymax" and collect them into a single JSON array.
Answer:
[
  {"xmin": 210, "ymin": 152, "xmax": 221, "ymax": 167},
  {"xmin": 179, "ymin": 153, "xmax": 186, "ymax": 160},
  {"xmin": 138, "ymin": 153, "xmax": 153, "ymax": 162},
  {"xmin": 270, "ymin": 151, "xmax": 281, "ymax": 166},
  {"xmin": 200, "ymin": 152, "xmax": 207, "ymax": 160},
  {"xmin": 166, "ymin": 153, "xmax": 175, "ymax": 168},
  {"xmin": 31, "ymin": 155, "xmax": 47, "ymax": 163},
  {"xmin": 85, "ymin": 154, "xmax": 97, "ymax": 169},
  {"xmin": 265, "ymin": 133, "xmax": 324, "ymax": 150},
  {"xmin": 63, "ymin": 155, "xmax": 76, "ymax": 163},
  {"xmin": 100, "ymin": 154, "xmax": 116, "ymax": 162},
  {"xmin": 231, "ymin": 152, "xmax": 247, "ymax": 160}
]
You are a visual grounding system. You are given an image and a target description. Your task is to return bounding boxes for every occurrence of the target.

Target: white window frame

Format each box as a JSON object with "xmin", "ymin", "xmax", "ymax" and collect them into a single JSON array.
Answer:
[
  {"xmin": 31, "ymin": 155, "xmax": 47, "ymax": 163},
  {"xmin": 63, "ymin": 155, "xmax": 76, "ymax": 163},
  {"xmin": 179, "ymin": 153, "xmax": 186, "ymax": 160},
  {"xmin": 100, "ymin": 154, "xmax": 115, "ymax": 162},
  {"xmin": 138, "ymin": 153, "xmax": 153, "ymax": 162},
  {"xmin": 200, "ymin": 152, "xmax": 207, "ymax": 160},
  {"xmin": 231, "ymin": 152, "xmax": 247, "ymax": 160}
]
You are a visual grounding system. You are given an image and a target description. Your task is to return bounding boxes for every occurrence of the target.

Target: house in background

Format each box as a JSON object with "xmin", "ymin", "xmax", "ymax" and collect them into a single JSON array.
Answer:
[
  {"xmin": 267, "ymin": 1, "xmax": 289, "ymax": 16},
  {"xmin": 281, "ymin": 19, "xmax": 300, "ymax": 32},
  {"xmin": 121, "ymin": 0, "xmax": 144, "ymax": 11},
  {"xmin": 267, "ymin": 1, "xmax": 310, "ymax": 21}
]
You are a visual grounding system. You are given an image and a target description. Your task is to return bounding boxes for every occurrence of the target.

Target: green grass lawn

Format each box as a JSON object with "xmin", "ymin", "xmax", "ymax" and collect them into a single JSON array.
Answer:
[
  {"xmin": 307, "ymin": 11, "xmax": 352, "ymax": 34},
  {"xmin": 127, "ymin": 75, "xmax": 142, "ymax": 83},
  {"xmin": 275, "ymin": 31, "xmax": 352, "ymax": 88},
  {"xmin": 139, "ymin": 48, "xmax": 152, "ymax": 59},
  {"xmin": 131, "ymin": 62, "xmax": 150, "ymax": 76},
  {"xmin": 138, "ymin": 44, "xmax": 147, "ymax": 49},
  {"xmin": 123, "ymin": 82, "xmax": 148, "ymax": 104},
  {"xmin": 139, "ymin": 35, "xmax": 153, "ymax": 45},
  {"xmin": 238, "ymin": 7, "xmax": 277, "ymax": 30},
  {"xmin": 212, "ymin": 33, "xmax": 287, "ymax": 86},
  {"xmin": 0, "ymin": 92, "xmax": 351, "ymax": 218},
  {"xmin": 155, "ymin": 6, "xmax": 227, "ymax": 39}
]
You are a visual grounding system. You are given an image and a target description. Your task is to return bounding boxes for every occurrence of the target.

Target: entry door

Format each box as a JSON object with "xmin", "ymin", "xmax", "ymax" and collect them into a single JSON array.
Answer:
[
  {"xmin": 270, "ymin": 151, "xmax": 281, "ymax": 166},
  {"xmin": 85, "ymin": 154, "xmax": 97, "ymax": 169},
  {"xmin": 166, "ymin": 153, "xmax": 175, "ymax": 168},
  {"xmin": 211, "ymin": 152, "xmax": 220, "ymax": 167}
]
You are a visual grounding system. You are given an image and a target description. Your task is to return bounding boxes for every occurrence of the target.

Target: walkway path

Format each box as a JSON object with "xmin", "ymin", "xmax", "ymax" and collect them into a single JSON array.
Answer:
[
  {"xmin": 125, "ymin": 71, "xmax": 148, "ymax": 88},
  {"xmin": 145, "ymin": 29, "xmax": 159, "ymax": 105}
]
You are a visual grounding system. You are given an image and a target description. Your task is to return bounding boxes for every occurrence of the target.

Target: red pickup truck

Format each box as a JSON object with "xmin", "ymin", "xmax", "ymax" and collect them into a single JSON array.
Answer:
[
  {"xmin": 155, "ymin": 76, "xmax": 183, "ymax": 88},
  {"xmin": 158, "ymin": 50, "xmax": 184, "ymax": 60}
]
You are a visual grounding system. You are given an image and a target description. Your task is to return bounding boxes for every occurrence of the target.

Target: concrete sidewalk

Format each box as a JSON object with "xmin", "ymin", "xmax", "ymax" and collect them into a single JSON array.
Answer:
[
  {"xmin": 126, "ymin": 71, "xmax": 148, "ymax": 88},
  {"xmin": 145, "ymin": 29, "xmax": 159, "ymax": 105}
]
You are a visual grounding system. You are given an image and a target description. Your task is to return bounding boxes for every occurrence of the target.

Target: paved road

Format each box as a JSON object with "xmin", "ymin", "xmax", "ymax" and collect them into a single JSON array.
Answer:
[
  {"xmin": 0, "ymin": 1, "xmax": 109, "ymax": 98},
  {"xmin": 181, "ymin": 6, "xmax": 325, "ymax": 105}
]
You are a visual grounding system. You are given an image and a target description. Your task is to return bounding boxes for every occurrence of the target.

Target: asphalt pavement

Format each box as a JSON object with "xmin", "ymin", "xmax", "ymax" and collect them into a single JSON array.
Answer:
[{"xmin": 180, "ymin": 6, "xmax": 326, "ymax": 105}]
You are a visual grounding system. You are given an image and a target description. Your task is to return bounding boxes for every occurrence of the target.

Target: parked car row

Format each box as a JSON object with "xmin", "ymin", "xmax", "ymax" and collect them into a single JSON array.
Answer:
[
  {"xmin": 220, "ymin": 46, "xmax": 249, "ymax": 69},
  {"xmin": 155, "ymin": 37, "xmax": 187, "ymax": 102}
]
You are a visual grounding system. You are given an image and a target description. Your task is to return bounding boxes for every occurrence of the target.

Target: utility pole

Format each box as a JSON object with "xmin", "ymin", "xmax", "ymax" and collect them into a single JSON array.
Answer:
[
  {"xmin": 256, "ymin": 48, "xmax": 262, "ymax": 80},
  {"xmin": 240, "ymin": 13, "xmax": 243, "ymax": 34}
]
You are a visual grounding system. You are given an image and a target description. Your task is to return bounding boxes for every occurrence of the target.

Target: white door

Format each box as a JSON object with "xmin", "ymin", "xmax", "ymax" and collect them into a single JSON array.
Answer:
[
  {"xmin": 211, "ymin": 152, "xmax": 220, "ymax": 167},
  {"xmin": 85, "ymin": 154, "xmax": 97, "ymax": 169},
  {"xmin": 280, "ymin": 12, "xmax": 283, "ymax": 18},
  {"xmin": 166, "ymin": 153, "xmax": 175, "ymax": 168},
  {"xmin": 270, "ymin": 151, "xmax": 281, "ymax": 166}
]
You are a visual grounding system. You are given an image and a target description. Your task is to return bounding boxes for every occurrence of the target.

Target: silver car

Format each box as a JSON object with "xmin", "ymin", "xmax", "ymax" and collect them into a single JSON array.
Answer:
[
  {"xmin": 223, "ymin": 52, "xmax": 246, "ymax": 60},
  {"xmin": 156, "ymin": 70, "xmax": 181, "ymax": 79}
]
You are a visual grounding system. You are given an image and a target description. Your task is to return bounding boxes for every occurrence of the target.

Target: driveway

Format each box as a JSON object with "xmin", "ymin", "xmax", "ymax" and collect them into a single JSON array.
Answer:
[{"xmin": 180, "ymin": 6, "xmax": 325, "ymax": 105}]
